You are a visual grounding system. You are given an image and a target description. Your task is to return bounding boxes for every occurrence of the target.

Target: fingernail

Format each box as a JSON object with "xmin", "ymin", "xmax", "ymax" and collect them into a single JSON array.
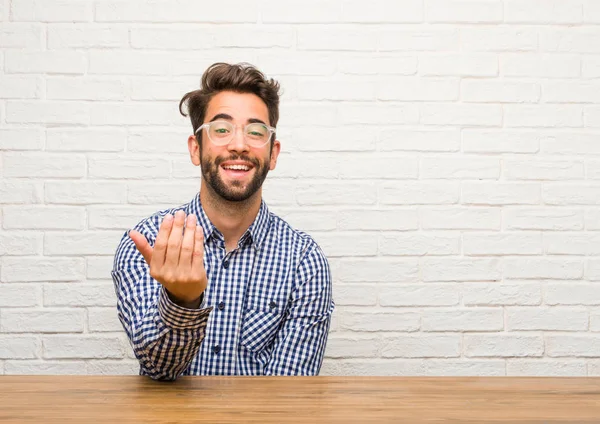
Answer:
[{"xmin": 164, "ymin": 214, "xmax": 173, "ymax": 221}]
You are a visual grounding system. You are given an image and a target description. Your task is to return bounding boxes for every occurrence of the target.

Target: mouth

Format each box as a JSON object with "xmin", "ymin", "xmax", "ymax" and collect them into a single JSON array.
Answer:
[{"xmin": 220, "ymin": 161, "xmax": 254, "ymax": 179}]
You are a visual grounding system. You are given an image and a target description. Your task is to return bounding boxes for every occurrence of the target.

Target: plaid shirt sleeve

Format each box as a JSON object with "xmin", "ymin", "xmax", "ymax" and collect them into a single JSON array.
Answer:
[
  {"xmin": 111, "ymin": 216, "xmax": 213, "ymax": 381},
  {"xmin": 264, "ymin": 242, "xmax": 335, "ymax": 376}
]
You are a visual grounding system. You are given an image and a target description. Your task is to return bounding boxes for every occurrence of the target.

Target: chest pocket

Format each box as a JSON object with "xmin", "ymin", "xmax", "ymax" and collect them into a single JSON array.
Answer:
[{"xmin": 240, "ymin": 298, "xmax": 286, "ymax": 352}]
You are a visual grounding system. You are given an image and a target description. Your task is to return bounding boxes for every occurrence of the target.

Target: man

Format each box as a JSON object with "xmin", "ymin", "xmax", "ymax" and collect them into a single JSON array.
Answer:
[{"xmin": 111, "ymin": 62, "xmax": 334, "ymax": 380}]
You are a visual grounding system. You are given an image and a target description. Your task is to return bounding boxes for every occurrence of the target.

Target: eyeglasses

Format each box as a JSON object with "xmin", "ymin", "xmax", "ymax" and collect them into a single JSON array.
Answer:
[{"xmin": 195, "ymin": 120, "xmax": 276, "ymax": 148}]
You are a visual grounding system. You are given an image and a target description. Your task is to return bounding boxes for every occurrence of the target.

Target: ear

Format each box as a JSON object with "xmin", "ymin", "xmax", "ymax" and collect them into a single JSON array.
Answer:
[
  {"xmin": 269, "ymin": 139, "xmax": 281, "ymax": 171},
  {"xmin": 188, "ymin": 134, "xmax": 201, "ymax": 166}
]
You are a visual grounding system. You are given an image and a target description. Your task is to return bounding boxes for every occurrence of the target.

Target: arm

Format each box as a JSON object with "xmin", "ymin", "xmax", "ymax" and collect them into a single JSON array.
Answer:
[
  {"xmin": 264, "ymin": 243, "xmax": 334, "ymax": 376},
  {"xmin": 111, "ymin": 212, "xmax": 212, "ymax": 381}
]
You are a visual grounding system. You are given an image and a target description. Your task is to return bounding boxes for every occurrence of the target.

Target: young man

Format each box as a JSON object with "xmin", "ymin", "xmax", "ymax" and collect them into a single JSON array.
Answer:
[{"xmin": 111, "ymin": 63, "xmax": 334, "ymax": 380}]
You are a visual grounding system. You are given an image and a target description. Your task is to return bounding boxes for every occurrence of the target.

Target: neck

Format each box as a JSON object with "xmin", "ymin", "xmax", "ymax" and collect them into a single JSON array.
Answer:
[{"xmin": 199, "ymin": 181, "xmax": 262, "ymax": 252}]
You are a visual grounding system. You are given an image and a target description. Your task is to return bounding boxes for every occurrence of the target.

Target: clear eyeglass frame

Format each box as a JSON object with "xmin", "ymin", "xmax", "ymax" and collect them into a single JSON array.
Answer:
[{"xmin": 195, "ymin": 120, "xmax": 276, "ymax": 148}]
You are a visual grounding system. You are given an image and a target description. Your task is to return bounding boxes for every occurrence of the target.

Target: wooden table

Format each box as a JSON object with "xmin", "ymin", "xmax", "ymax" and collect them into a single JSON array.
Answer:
[{"xmin": 1, "ymin": 376, "xmax": 600, "ymax": 423}]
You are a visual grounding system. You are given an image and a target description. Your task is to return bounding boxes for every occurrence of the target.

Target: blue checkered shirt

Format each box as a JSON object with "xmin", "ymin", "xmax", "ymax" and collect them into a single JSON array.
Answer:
[{"xmin": 111, "ymin": 193, "xmax": 334, "ymax": 380}]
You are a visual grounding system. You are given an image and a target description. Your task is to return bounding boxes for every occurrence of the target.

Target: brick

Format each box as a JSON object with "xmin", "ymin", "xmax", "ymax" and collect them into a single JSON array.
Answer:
[
  {"xmin": 585, "ymin": 209, "xmax": 600, "ymax": 229},
  {"xmin": 584, "ymin": 0, "xmax": 600, "ymax": 22},
  {"xmin": 379, "ymin": 233, "xmax": 460, "ymax": 256},
  {"xmin": 585, "ymin": 160, "xmax": 600, "ymax": 179},
  {"xmin": 0, "ymin": 337, "xmax": 40, "ymax": 359},
  {"xmin": 379, "ymin": 283, "xmax": 460, "ymax": 306},
  {"xmin": 333, "ymin": 284, "xmax": 378, "ymax": 306},
  {"xmin": 420, "ymin": 53, "xmax": 497, "ymax": 77},
  {"xmin": 44, "ymin": 232, "xmax": 123, "ymax": 256},
  {"xmin": 0, "ymin": 76, "xmax": 40, "ymax": 99},
  {"xmin": 338, "ymin": 210, "xmax": 419, "ymax": 231},
  {"xmin": 91, "ymin": 103, "xmax": 185, "ymax": 126},
  {"xmin": 298, "ymin": 27, "xmax": 376, "ymax": 51},
  {"xmin": 462, "ymin": 130, "xmax": 540, "ymax": 153},
  {"xmin": 47, "ymin": 128, "xmax": 126, "ymax": 152},
  {"xmin": 380, "ymin": 182, "xmax": 459, "ymax": 205},
  {"xmin": 545, "ymin": 233, "xmax": 600, "ymax": 255},
  {"xmin": 505, "ymin": 208, "xmax": 583, "ymax": 230},
  {"xmin": 589, "ymin": 259, "xmax": 600, "ymax": 281},
  {"xmin": 277, "ymin": 209, "xmax": 337, "ymax": 232},
  {"xmin": 95, "ymin": 1, "xmax": 257, "ymax": 23},
  {"xmin": 3, "ymin": 206, "xmax": 85, "ymax": 230},
  {"xmin": 422, "ymin": 258, "xmax": 501, "ymax": 282},
  {"xmin": 0, "ymin": 23, "xmax": 43, "ymax": 48},
  {"xmin": 338, "ymin": 55, "xmax": 417, "ymax": 76},
  {"xmin": 502, "ymin": 53, "xmax": 580, "ymax": 78},
  {"xmin": 88, "ymin": 157, "xmax": 170, "ymax": 179},
  {"xmin": 462, "ymin": 80, "xmax": 539, "ymax": 103},
  {"xmin": 421, "ymin": 207, "xmax": 501, "ymax": 230},
  {"xmin": 339, "ymin": 311, "xmax": 420, "ymax": 332},
  {"xmin": 0, "ymin": 233, "xmax": 40, "ymax": 256},
  {"xmin": 583, "ymin": 56, "xmax": 600, "ymax": 78},
  {"xmin": 262, "ymin": 180, "xmax": 297, "ymax": 207},
  {"xmin": 48, "ymin": 24, "xmax": 127, "ymax": 48},
  {"xmin": 87, "ymin": 360, "xmax": 139, "ymax": 375},
  {"xmin": 339, "ymin": 104, "xmax": 419, "ymax": 125},
  {"xmin": 543, "ymin": 81, "xmax": 600, "ymax": 103},
  {"xmin": 2, "ymin": 257, "xmax": 84, "ymax": 282},
  {"xmin": 7, "ymin": 101, "xmax": 89, "ymax": 125},
  {"xmin": 5, "ymin": 360, "xmax": 86, "ymax": 375},
  {"xmin": 379, "ymin": 29, "xmax": 459, "ymax": 51},
  {"xmin": 321, "ymin": 359, "xmax": 505, "ymax": 376},
  {"xmin": 279, "ymin": 103, "xmax": 337, "ymax": 127},
  {"xmin": 507, "ymin": 360, "xmax": 586, "ymax": 376},
  {"xmin": 88, "ymin": 206, "xmax": 161, "ymax": 230},
  {"xmin": 463, "ymin": 233, "xmax": 542, "ymax": 256},
  {"xmin": 543, "ymin": 184, "xmax": 600, "ymax": 205},
  {"xmin": 213, "ymin": 27, "xmax": 293, "ymax": 48},
  {"xmin": 0, "ymin": 128, "xmax": 43, "ymax": 150},
  {"xmin": 44, "ymin": 282, "xmax": 117, "ymax": 307},
  {"xmin": 382, "ymin": 335, "xmax": 460, "ymax": 358},
  {"xmin": 11, "ymin": 0, "xmax": 91, "ymax": 22},
  {"xmin": 546, "ymin": 284, "xmax": 600, "ymax": 305},
  {"xmin": 541, "ymin": 28, "xmax": 600, "ymax": 53},
  {"xmin": 462, "ymin": 283, "xmax": 541, "ymax": 306},
  {"xmin": 0, "ymin": 180, "xmax": 41, "ymax": 204},
  {"xmin": 547, "ymin": 336, "xmax": 600, "ymax": 357},
  {"xmin": 421, "ymin": 104, "xmax": 502, "ymax": 126},
  {"xmin": 462, "ymin": 183, "xmax": 540, "ymax": 205},
  {"xmin": 45, "ymin": 181, "xmax": 127, "ymax": 205},
  {"xmin": 426, "ymin": 0, "xmax": 502, "ymax": 23},
  {"xmin": 462, "ymin": 28, "xmax": 537, "ymax": 51},
  {"xmin": 87, "ymin": 256, "xmax": 117, "ymax": 280},
  {"xmin": 586, "ymin": 107, "xmax": 600, "ymax": 128},
  {"xmin": 313, "ymin": 233, "xmax": 378, "ymax": 257},
  {"xmin": 591, "ymin": 314, "xmax": 600, "ymax": 331},
  {"xmin": 47, "ymin": 77, "xmax": 125, "ymax": 101},
  {"xmin": 297, "ymin": 183, "xmax": 376, "ymax": 206},
  {"xmin": 299, "ymin": 78, "xmax": 376, "ymax": 101},
  {"xmin": 504, "ymin": 258, "xmax": 583, "ymax": 280},
  {"xmin": 0, "ymin": 284, "xmax": 41, "ymax": 307},
  {"xmin": 128, "ymin": 128, "xmax": 191, "ymax": 153},
  {"xmin": 341, "ymin": 0, "xmax": 422, "ymax": 23},
  {"xmin": 465, "ymin": 335, "xmax": 543, "ymax": 357},
  {"xmin": 421, "ymin": 156, "xmax": 500, "ymax": 179},
  {"xmin": 127, "ymin": 182, "xmax": 200, "ymax": 205},
  {"xmin": 378, "ymin": 77, "xmax": 457, "ymax": 101},
  {"xmin": 380, "ymin": 129, "xmax": 460, "ymax": 152},
  {"xmin": 260, "ymin": 0, "xmax": 338, "ymax": 23},
  {"xmin": 89, "ymin": 51, "xmax": 171, "ymax": 75},
  {"xmin": 130, "ymin": 78, "xmax": 197, "ymax": 101},
  {"xmin": 505, "ymin": 160, "xmax": 584, "ymax": 180},
  {"xmin": 505, "ymin": 105, "xmax": 583, "ymax": 128},
  {"xmin": 336, "ymin": 258, "xmax": 419, "ymax": 282},
  {"xmin": 43, "ymin": 336, "xmax": 124, "ymax": 359},
  {"xmin": 507, "ymin": 307, "xmax": 588, "ymax": 331},
  {"xmin": 129, "ymin": 28, "xmax": 213, "ymax": 50},
  {"xmin": 422, "ymin": 308, "xmax": 503, "ymax": 332},
  {"xmin": 3, "ymin": 152, "xmax": 86, "ymax": 178},
  {"xmin": 325, "ymin": 335, "xmax": 380, "ymax": 358},
  {"xmin": 88, "ymin": 308, "xmax": 122, "ymax": 332},
  {"xmin": 5, "ymin": 51, "xmax": 86, "ymax": 74},
  {"xmin": 257, "ymin": 52, "xmax": 337, "ymax": 76},
  {"xmin": 1, "ymin": 309, "xmax": 85, "ymax": 333},
  {"xmin": 505, "ymin": 0, "xmax": 582, "ymax": 23},
  {"xmin": 340, "ymin": 157, "xmax": 418, "ymax": 180}
]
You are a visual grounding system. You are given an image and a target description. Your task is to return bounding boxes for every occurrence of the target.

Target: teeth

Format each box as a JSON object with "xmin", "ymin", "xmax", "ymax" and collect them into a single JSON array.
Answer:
[{"xmin": 223, "ymin": 164, "xmax": 250, "ymax": 171}]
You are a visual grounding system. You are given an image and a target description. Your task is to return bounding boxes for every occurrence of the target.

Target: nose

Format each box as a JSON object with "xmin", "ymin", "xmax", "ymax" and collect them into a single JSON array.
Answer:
[{"xmin": 227, "ymin": 126, "xmax": 250, "ymax": 154}]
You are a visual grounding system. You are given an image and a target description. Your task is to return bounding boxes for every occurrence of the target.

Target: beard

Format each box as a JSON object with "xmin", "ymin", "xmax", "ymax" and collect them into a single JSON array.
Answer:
[{"xmin": 200, "ymin": 152, "xmax": 270, "ymax": 202}]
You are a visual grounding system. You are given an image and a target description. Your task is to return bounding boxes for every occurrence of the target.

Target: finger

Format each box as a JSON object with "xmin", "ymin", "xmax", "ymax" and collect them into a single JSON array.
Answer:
[
  {"xmin": 179, "ymin": 214, "xmax": 197, "ymax": 268},
  {"xmin": 165, "ymin": 210, "xmax": 186, "ymax": 268},
  {"xmin": 191, "ymin": 224, "xmax": 206, "ymax": 279},
  {"xmin": 153, "ymin": 214, "xmax": 174, "ymax": 269},
  {"xmin": 129, "ymin": 230, "xmax": 153, "ymax": 265}
]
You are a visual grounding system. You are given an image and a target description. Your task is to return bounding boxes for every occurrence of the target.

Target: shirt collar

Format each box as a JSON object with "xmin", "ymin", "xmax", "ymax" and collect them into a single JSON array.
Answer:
[{"xmin": 189, "ymin": 192, "xmax": 271, "ymax": 251}]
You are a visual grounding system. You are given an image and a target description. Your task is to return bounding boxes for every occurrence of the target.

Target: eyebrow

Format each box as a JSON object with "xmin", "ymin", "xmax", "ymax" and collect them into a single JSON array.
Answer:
[{"xmin": 209, "ymin": 113, "xmax": 268, "ymax": 126}]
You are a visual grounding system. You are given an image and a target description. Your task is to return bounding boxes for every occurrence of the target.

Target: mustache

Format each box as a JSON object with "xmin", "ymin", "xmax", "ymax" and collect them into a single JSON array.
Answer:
[{"xmin": 214, "ymin": 154, "xmax": 260, "ymax": 167}]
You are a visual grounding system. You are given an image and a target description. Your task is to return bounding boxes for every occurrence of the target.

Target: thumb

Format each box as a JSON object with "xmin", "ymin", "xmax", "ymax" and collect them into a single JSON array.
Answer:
[{"xmin": 129, "ymin": 230, "xmax": 153, "ymax": 265}]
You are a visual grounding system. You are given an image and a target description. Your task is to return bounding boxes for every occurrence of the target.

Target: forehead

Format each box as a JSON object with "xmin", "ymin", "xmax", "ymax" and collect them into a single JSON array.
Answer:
[{"xmin": 205, "ymin": 91, "xmax": 270, "ymax": 125}]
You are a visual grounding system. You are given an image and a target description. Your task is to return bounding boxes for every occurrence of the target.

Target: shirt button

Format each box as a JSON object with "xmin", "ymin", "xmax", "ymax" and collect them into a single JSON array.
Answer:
[
  {"xmin": 222, "ymin": 260, "xmax": 229, "ymax": 269},
  {"xmin": 269, "ymin": 301, "xmax": 277, "ymax": 309},
  {"xmin": 213, "ymin": 345, "xmax": 221, "ymax": 354},
  {"xmin": 218, "ymin": 302, "xmax": 225, "ymax": 310}
]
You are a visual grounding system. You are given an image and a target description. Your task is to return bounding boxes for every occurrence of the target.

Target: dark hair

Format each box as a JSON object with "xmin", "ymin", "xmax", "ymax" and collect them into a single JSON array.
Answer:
[{"xmin": 179, "ymin": 62, "xmax": 281, "ymax": 141}]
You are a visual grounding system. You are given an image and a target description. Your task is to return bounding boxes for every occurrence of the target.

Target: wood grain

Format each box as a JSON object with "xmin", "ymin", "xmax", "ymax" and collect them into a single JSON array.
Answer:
[{"xmin": 1, "ymin": 376, "xmax": 600, "ymax": 423}]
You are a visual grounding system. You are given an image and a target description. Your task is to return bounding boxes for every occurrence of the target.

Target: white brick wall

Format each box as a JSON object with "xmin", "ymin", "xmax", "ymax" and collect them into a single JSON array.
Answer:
[{"xmin": 1, "ymin": 0, "xmax": 599, "ymax": 377}]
